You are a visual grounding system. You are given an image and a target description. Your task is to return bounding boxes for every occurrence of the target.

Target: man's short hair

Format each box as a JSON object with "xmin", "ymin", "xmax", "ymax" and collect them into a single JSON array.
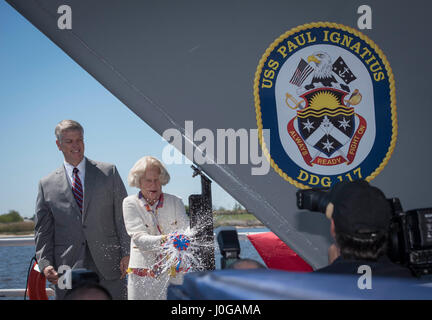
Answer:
[
  {"xmin": 63, "ymin": 283, "xmax": 112, "ymax": 300},
  {"xmin": 228, "ymin": 258, "xmax": 266, "ymax": 270},
  {"xmin": 335, "ymin": 231, "xmax": 388, "ymax": 261},
  {"xmin": 55, "ymin": 120, "xmax": 84, "ymax": 141}
]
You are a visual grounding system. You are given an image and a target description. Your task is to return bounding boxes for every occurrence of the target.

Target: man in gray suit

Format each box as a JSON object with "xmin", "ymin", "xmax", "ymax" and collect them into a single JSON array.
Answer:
[{"xmin": 35, "ymin": 120, "xmax": 130, "ymax": 299}]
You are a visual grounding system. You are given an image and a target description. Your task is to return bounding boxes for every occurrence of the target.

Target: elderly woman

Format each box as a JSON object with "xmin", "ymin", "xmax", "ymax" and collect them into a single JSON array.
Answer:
[{"xmin": 123, "ymin": 156, "xmax": 190, "ymax": 300}]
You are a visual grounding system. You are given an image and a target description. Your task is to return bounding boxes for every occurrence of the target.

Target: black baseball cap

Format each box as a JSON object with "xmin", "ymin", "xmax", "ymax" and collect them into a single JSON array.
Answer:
[{"xmin": 329, "ymin": 180, "xmax": 392, "ymax": 236}]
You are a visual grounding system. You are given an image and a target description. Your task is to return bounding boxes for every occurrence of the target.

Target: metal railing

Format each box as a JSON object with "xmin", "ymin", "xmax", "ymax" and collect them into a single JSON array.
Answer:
[
  {"xmin": 0, "ymin": 236, "xmax": 54, "ymax": 298},
  {"xmin": 0, "ymin": 236, "xmax": 35, "ymax": 247}
]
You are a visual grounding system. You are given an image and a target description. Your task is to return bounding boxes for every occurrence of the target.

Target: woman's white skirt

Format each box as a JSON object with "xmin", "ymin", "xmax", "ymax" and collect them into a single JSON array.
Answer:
[{"xmin": 127, "ymin": 272, "xmax": 184, "ymax": 300}]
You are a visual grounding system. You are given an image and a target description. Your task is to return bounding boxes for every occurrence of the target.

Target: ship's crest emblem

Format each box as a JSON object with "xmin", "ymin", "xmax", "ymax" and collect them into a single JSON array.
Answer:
[{"xmin": 254, "ymin": 22, "xmax": 397, "ymax": 188}]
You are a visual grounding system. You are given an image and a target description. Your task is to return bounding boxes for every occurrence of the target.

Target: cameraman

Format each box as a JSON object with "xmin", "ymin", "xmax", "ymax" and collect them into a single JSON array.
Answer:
[{"xmin": 315, "ymin": 180, "xmax": 414, "ymax": 278}]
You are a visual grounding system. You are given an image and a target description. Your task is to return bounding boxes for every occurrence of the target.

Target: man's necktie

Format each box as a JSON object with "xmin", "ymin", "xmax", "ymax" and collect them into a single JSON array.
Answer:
[{"xmin": 72, "ymin": 168, "xmax": 83, "ymax": 212}]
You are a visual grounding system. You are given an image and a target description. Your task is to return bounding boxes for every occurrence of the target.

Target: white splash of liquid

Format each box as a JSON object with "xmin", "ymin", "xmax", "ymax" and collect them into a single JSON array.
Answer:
[{"xmin": 150, "ymin": 221, "xmax": 214, "ymax": 276}]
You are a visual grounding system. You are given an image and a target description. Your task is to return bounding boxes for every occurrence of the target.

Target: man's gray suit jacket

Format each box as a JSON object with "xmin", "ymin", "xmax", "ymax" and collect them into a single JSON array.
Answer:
[{"xmin": 34, "ymin": 158, "xmax": 130, "ymax": 280}]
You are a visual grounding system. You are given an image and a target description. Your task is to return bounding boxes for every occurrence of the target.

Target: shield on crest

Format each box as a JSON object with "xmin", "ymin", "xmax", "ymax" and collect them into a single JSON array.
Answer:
[{"xmin": 297, "ymin": 88, "xmax": 355, "ymax": 158}]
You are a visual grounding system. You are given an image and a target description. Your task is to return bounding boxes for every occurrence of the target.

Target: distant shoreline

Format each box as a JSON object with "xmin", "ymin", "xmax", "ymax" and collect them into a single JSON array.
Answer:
[
  {"xmin": 0, "ymin": 221, "xmax": 265, "ymax": 237},
  {"xmin": 0, "ymin": 212, "xmax": 264, "ymax": 237},
  {"xmin": 213, "ymin": 220, "xmax": 264, "ymax": 228}
]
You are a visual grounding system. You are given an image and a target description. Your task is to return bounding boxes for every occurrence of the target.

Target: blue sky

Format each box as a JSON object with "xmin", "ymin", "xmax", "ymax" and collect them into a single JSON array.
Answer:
[{"xmin": 0, "ymin": 2, "xmax": 238, "ymax": 218}]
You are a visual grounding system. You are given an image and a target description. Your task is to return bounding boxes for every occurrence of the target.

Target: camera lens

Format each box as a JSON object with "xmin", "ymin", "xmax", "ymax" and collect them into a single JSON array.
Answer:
[{"xmin": 296, "ymin": 189, "xmax": 331, "ymax": 213}]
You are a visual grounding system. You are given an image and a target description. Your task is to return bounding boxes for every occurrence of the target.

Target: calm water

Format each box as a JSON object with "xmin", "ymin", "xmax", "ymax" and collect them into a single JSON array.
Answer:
[
  {"xmin": 0, "ymin": 245, "xmax": 35, "ymax": 300},
  {"xmin": 0, "ymin": 227, "xmax": 268, "ymax": 300}
]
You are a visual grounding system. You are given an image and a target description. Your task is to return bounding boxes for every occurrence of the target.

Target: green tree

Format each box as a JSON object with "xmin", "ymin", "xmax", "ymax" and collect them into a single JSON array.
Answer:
[
  {"xmin": 232, "ymin": 202, "xmax": 243, "ymax": 211},
  {"xmin": 0, "ymin": 210, "xmax": 24, "ymax": 223}
]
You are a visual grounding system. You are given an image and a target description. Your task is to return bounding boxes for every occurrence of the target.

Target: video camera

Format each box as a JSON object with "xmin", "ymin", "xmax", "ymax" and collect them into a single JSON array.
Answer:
[{"xmin": 297, "ymin": 188, "xmax": 432, "ymax": 276}]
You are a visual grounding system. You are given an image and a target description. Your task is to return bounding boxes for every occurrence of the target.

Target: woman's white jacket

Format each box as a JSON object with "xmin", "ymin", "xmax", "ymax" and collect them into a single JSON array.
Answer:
[{"xmin": 122, "ymin": 193, "xmax": 190, "ymax": 269}]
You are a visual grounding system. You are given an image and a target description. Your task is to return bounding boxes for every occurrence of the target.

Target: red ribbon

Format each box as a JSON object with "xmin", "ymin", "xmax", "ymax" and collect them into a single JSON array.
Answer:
[{"xmin": 346, "ymin": 114, "xmax": 367, "ymax": 165}]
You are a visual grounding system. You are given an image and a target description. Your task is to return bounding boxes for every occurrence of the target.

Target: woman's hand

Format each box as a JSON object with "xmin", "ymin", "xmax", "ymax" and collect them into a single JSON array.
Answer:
[{"xmin": 43, "ymin": 265, "xmax": 59, "ymax": 284}]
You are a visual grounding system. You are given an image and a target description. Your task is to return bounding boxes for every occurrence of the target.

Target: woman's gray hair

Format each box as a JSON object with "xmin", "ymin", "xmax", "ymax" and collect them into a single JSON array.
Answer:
[
  {"xmin": 55, "ymin": 120, "xmax": 84, "ymax": 141},
  {"xmin": 128, "ymin": 156, "xmax": 170, "ymax": 188}
]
